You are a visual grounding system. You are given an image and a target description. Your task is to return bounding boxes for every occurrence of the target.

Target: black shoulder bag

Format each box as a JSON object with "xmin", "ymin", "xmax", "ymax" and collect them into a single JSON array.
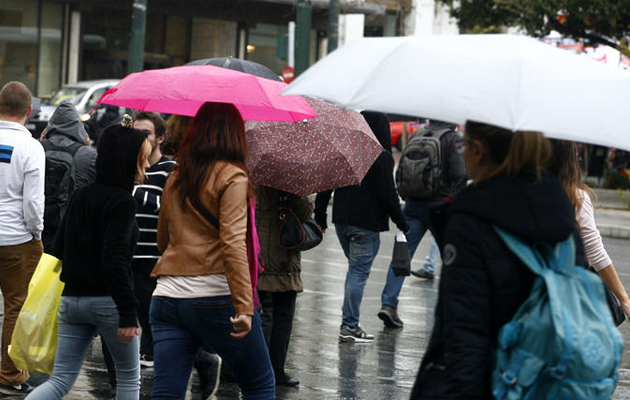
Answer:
[{"xmin": 278, "ymin": 207, "xmax": 322, "ymax": 251}]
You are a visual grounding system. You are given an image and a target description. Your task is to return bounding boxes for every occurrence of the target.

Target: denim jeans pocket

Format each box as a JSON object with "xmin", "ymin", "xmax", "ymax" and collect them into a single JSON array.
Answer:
[
  {"xmin": 91, "ymin": 302, "xmax": 118, "ymax": 321},
  {"xmin": 58, "ymin": 297, "xmax": 69, "ymax": 322},
  {"xmin": 349, "ymin": 234, "xmax": 374, "ymax": 258}
]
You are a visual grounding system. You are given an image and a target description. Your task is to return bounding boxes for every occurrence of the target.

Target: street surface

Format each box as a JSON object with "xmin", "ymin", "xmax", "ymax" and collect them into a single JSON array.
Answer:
[{"xmin": 3, "ymin": 214, "xmax": 630, "ymax": 399}]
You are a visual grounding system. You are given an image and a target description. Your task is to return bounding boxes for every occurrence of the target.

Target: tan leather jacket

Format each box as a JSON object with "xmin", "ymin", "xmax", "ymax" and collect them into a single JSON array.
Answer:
[{"xmin": 152, "ymin": 161, "xmax": 253, "ymax": 316}]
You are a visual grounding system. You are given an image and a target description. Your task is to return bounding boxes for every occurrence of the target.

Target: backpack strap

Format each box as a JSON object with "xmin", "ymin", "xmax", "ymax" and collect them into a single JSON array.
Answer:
[
  {"xmin": 41, "ymin": 139, "xmax": 84, "ymax": 158},
  {"xmin": 414, "ymin": 127, "xmax": 451, "ymax": 139},
  {"xmin": 492, "ymin": 226, "xmax": 576, "ymax": 275},
  {"xmin": 66, "ymin": 141, "xmax": 83, "ymax": 157},
  {"xmin": 429, "ymin": 127, "xmax": 453, "ymax": 139}
]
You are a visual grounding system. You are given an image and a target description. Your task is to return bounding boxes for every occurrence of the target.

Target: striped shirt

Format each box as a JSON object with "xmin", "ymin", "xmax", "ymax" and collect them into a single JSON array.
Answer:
[{"xmin": 132, "ymin": 156, "xmax": 176, "ymax": 258}]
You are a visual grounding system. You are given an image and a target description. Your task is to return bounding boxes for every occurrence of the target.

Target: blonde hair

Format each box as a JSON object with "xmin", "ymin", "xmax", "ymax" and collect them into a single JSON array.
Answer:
[
  {"xmin": 135, "ymin": 139, "xmax": 152, "ymax": 184},
  {"xmin": 465, "ymin": 121, "xmax": 551, "ymax": 183}
]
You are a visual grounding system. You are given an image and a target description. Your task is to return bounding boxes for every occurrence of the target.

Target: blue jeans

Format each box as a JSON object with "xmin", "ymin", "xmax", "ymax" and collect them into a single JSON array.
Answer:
[
  {"xmin": 381, "ymin": 200, "xmax": 437, "ymax": 308},
  {"xmin": 335, "ymin": 224, "xmax": 381, "ymax": 328},
  {"xmin": 150, "ymin": 295, "xmax": 275, "ymax": 400},
  {"xmin": 423, "ymin": 236, "xmax": 441, "ymax": 273},
  {"xmin": 26, "ymin": 296, "xmax": 140, "ymax": 400}
]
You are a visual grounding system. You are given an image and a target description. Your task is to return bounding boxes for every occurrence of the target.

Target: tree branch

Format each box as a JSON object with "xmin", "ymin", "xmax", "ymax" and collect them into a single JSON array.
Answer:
[{"xmin": 550, "ymin": 19, "xmax": 630, "ymax": 57}]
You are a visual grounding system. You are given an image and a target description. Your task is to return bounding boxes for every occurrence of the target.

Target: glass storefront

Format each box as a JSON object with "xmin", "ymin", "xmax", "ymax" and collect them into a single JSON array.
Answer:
[
  {"xmin": 0, "ymin": 0, "xmax": 38, "ymax": 90},
  {"xmin": 81, "ymin": 10, "xmax": 206, "ymax": 79},
  {"xmin": 1, "ymin": 1, "xmax": 387, "ymax": 99},
  {"xmin": 190, "ymin": 18, "xmax": 237, "ymax": 61},
  {"xmin": 38, "ymin": 1, "xmax": 63, "ymax": 96},
  {"xmin": 0, "ymin": 0, "xmax": 62, "ymax": 97},
  {"xmin": 81, "ymin": 7, "xmax": 131, "ymax": 80},
  {"xmin": 247, "ymin": 23, "xmax": 288, "ymax": 75}
]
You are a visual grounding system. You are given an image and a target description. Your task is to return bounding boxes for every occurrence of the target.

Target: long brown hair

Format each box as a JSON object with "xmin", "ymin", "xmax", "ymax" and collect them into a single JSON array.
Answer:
[
  {"xmin": 465, "ymin": 121, "xmax": 551, "ymax": 183},
  {"xmin": 172, "ymin": 102, "xmax": 250, "ymax": 206},
  {"xmin": 547, "ymin": 139, "xmax": 595, "ymax": 217}
]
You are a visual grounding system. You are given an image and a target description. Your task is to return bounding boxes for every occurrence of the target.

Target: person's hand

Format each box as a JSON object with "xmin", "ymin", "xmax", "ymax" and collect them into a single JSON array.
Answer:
[
  {"xmin": 117, "ymin": 327, "xmax": 139, "ymax": 343},
  {"xmin": 317, "ymin": 224, "xmax": 326, "ymax": 234},
  {"xmin": 230, "ymin": 314, "xmax": 252, "ymax": 339}
]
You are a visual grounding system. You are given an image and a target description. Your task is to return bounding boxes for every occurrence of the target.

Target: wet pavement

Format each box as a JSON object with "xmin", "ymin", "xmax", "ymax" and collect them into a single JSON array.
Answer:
[{"xmin": 3, "ymin": 215, "xmax": 630, "ymax": 399}]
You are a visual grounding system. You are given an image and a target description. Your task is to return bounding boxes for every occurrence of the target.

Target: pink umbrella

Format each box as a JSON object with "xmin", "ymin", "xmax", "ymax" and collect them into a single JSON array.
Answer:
[
  {"xmin": 96, "ymin": 65, "xmax": 316, "ymax": 122},
  {"xmin": 245, "ymin": 98, "xmax": 383, "ymax": 196}
]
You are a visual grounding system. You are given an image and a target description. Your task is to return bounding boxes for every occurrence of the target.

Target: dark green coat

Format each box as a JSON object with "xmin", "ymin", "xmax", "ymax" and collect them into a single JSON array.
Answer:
[{"xmin": 255, "ymin": 186, "xmax": 312, "ymax": 293}]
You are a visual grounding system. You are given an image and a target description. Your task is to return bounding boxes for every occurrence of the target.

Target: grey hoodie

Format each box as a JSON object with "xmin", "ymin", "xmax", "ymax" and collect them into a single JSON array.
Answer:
[{"xmin": 43, "ymin": 100, "xmax": 97, "ymax": 189}]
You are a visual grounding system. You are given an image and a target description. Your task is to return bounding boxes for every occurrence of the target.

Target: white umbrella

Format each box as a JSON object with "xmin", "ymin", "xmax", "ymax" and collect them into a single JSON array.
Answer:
[{"xmin": 284, "ymin": 34, "xmax": 630, "ymax": 150}]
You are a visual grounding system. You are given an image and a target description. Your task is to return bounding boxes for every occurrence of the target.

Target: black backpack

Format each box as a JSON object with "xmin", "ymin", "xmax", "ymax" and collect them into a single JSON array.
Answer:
[
  {"xmin": 41, "ymin": 139, "xmax": 83, "ymax": 253},
  {"xmin": 395, "ymin": 127, "xmax": 450, "ymax": 200}
]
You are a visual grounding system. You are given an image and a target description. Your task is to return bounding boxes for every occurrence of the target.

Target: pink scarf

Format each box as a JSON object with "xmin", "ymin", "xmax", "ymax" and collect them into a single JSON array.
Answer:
[{"xmin": 246, "ymin": 198, "xmax": 264, "ymax": 308}]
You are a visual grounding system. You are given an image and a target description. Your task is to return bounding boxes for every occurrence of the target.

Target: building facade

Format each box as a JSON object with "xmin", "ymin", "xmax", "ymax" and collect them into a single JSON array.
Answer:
[{"xmin": 0, "ymin": 0, "xmax": 404, "ymax": 97}]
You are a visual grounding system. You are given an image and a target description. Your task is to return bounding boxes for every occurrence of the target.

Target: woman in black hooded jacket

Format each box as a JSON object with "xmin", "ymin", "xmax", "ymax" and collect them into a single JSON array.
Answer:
[
  {"xmin": 411, "ymin": 121, "xmax": 587, "ymax": 399},
  {"xmin": 27, "ymin": 124, "xmax": 151, "ymax": 400}
]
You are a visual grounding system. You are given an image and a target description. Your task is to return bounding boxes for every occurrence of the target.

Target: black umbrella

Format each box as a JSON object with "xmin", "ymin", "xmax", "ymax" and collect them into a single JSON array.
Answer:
[{"xmin": 185, "ymin": 57, "xmax": 282, "ymax": 82}]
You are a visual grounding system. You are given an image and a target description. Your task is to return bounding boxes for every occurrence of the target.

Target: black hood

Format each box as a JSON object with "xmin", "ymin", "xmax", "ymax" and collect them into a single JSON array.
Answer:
[
  {"xmin": 450, "ymin": 172, "xmax": 575, "ymax": 244},
  {"xmin": 361, "ymin": 111, "xmax": 391, "ymax": 153},
  {"xmin": 45, "ymin": 100, "xmax": 88, "ymax": 145},
  {"xmin": 96, "ymin": 124, "xmax": 146, "ymax": 192}
]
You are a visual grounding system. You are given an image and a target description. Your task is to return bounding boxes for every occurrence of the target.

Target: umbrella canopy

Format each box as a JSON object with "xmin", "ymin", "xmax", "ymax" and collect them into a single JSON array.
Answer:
[
  {"xmin": 284, "ymin": 34, "xmax": 630, "ymax": 150},
  {"xmin": 245, "ymin": 98, "xmax": 383, "ymax": 196},
  {"xmin": 97, "ymin": 65, "xmax": 315, "ymax": 122},
  {"xmin": 186, "ymin": 57, "xmax": 282, "ymax": 82}
]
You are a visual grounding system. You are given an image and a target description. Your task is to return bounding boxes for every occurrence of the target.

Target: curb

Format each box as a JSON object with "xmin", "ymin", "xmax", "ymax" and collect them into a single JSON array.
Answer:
[{"xmin": 599, "ymin": 225, "xmax": 630, "ymax": 240}]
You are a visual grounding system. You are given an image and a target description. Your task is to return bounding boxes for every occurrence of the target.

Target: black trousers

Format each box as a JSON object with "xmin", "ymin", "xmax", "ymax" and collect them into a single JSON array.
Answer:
[
  {"xmin": 258, "ymin": 290, "xmax": 297, "ymax": 378},
  {"xmin": 132, "ymin": 258, "xmax": 158, "ymax": 356}
]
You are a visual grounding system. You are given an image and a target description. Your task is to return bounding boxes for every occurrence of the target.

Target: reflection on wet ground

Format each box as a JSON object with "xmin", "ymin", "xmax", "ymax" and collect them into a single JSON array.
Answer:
[{"xmin": 4, "ymin": 228, "xmax": 630, "ymax": 398}]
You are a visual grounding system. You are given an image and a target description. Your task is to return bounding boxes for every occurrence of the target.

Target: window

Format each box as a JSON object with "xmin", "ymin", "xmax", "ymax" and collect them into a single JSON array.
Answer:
[{"xmin": 0, "ymin": 1, "xmax": 39, "ymax": 91}]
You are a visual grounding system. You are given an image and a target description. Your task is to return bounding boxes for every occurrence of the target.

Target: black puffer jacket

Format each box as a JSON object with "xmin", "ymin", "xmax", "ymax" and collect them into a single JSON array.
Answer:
[
  {"xmin": 314, "ymin": 111, "xmax": 408, "ymax": 233},
  {"xmin": 411, "ymin": 172, "xmax": 586, "ymax": 400}
]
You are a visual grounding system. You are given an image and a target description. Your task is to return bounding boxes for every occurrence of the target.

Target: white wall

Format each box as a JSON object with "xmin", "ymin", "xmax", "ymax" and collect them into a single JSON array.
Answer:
[
  {"xmin": 405, "ymin": 0, "xmax": 459, "ymax": 36},
  {"xmin": 339, "ymin": 14, "xmax": 365, "ymax": 46}
]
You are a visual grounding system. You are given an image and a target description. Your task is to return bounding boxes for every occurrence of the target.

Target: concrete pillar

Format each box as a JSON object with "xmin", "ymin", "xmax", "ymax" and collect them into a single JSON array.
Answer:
[
  {"xmin": 128, "ymin": 0, "xmax": 147, "ymax": 73},
  {"xmin": 295, "ymin": 0, "xmax": 312, "ymax": 75},
  {"xmin": 67, "ymin": 10, "xmax": 80, "ymax": 84},
  {"xmin": 327, "ymin": 0, "xmax": 340, "ymax": 53},
  {"xmin": 338, "ymin": 14, "xmax": 364, "ymax": 47}
]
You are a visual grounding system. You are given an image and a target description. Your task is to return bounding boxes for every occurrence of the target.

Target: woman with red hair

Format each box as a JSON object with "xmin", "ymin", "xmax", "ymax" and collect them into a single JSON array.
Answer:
[{"xmin": 150, "ymin": 102, "xmax": 274, "ymax": 400}]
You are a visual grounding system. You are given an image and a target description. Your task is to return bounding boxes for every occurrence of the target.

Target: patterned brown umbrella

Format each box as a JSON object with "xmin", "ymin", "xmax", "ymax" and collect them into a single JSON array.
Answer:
[{"xmin": 245, "ymin": 98, "xmax": 383, "ymax": 196}]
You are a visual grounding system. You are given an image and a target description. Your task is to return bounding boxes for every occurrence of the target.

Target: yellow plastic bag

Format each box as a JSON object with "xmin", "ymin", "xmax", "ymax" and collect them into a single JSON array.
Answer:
[{"xmin": 8, "ymin": 253, "xmax": 64, "ymax": 375}]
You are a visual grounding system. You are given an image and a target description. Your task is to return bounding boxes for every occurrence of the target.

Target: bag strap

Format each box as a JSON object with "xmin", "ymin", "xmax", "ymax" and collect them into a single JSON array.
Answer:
[
  {"xmin": 41, "ymin": 139, "xmax": 83, "ymax": 157},
  {"xmin": 191, "ymin": 197, "xmax": 220, "ymax": 230},
  {"xmin": 429, "ymin": 127, "xmax": 452, "ymax": 139},
  {"xmin": 492, "ymin": 226, "xmax": 575, "ymax": 275},
  {"xmin": 278, "ymin": 207, "xmax": 306, "ymax": 250}
]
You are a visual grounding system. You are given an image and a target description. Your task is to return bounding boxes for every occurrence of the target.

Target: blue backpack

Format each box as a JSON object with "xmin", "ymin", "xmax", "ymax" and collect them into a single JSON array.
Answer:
[{"xmin": 492, "ymin": 227, "xmax": 623, "ymax": 400}]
